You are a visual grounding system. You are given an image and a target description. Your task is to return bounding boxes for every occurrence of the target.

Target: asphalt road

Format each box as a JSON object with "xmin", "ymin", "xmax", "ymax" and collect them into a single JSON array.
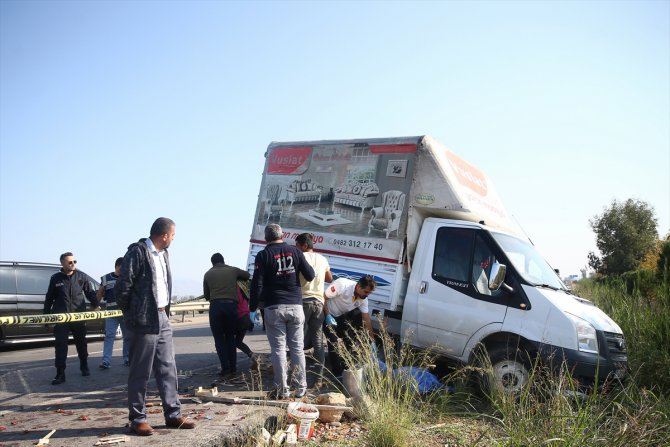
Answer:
[
  {"xmin": 1, "ymin": 314, "xmax": 234, "ymax": 397},
  {"xmin": 0, "ymin": 314, "xmax": 285, "ymax": 447}
]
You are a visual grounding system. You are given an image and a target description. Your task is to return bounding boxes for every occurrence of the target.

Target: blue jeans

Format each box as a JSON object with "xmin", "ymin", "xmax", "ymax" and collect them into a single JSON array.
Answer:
[
  {"xmin": 101, "ymin": 316, "xmax": 128, "ymax": 366},
  {"xmin": 209, "ymin": 300, "xmax": 238, "ymax": 372},
  {"xmin": 265, "ymin": 304, "xmax": 306, "ymax": 396}
]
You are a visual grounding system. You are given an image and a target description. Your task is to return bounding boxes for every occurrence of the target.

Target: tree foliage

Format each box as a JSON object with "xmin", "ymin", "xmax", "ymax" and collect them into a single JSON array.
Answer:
[
  {"xmin": 588, "ymin": 198, "xmax": 658, "ymax": 275},
  {"xmin": 658, "ymin": 236, "xmax": 670, "ymax": 285}
]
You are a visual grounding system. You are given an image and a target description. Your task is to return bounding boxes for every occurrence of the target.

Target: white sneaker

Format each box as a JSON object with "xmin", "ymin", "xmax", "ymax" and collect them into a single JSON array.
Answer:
[{"xmin": 294, "ymin": 388, "xmax": 307, "ymax": 398}]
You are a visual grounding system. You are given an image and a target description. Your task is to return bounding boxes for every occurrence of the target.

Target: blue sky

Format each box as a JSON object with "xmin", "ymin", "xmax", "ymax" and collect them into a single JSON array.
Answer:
[{"xmin": 1, "ymin": 0, "xmax": 668, "ymax": 296}]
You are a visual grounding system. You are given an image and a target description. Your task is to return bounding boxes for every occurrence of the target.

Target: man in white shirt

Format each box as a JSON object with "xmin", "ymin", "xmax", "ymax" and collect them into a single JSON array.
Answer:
[
  {"xmin": 115, "ymin": 217, "xmax": 195, "ymax": 436},
  {"xmin": 296, "ymin": 233, "xmax": 333, "ymax": 388},
  {"xmin": 323, "ymin": 275, "xmax": 376, "ymax": 377}
]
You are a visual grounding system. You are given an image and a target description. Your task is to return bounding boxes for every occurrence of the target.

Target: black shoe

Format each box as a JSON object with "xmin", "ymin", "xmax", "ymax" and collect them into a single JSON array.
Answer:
[
  {"xmin": 219, "ymin": 368, "xmax": 237, "ymax": 377},
  {"xmin": 266, "ymin": 389, "xmax": 289, "ymax": 400},
  {"xmin": 81, "ymin": 365, "xmax": 90, "ymax": 376},
  {"xmin": 52, "ymin": 370, "xmax": 66, "ymax": 385}
]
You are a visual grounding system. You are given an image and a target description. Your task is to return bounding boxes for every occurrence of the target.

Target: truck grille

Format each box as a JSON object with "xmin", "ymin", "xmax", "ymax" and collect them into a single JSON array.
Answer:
[{"xmin": 604, "ymin": 331, "xmax": 628, "ymax": 365}]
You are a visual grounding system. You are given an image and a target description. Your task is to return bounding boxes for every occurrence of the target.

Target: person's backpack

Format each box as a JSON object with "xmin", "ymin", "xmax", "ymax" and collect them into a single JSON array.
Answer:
[
  {"xmin": 236, "ymin": 285, "xmax": 255, "ymax": 331},
  {"xmin": 236, "ymin": 285, "xmax": 250, "ymax": 318}
]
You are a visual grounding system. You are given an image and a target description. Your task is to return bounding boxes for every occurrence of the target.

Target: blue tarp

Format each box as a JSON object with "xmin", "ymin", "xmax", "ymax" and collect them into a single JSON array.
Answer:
[{"xmin": 376, "ymin": 358, "xmax": 447, "ymax": 394}]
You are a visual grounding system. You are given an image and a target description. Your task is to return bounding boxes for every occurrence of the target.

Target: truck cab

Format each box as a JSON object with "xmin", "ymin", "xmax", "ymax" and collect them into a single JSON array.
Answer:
[{"xmin": 398, "ymin": 218, "xmax": 628, "ymax": 391}]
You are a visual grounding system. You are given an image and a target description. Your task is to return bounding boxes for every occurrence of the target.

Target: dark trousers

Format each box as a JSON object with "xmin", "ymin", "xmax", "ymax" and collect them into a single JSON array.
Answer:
[
  {"xmin": 209, "ymin": 300, "xmax": 238, "ymax": 372},
  {"xmin": 53, "ymin": 321, "xmax": 88, "ymax": 369},
  {"xmin": 236, "ymin": 327, "xmax": 252, "ymax": 357},
  {"xmin": 126, "ymin": 310, "xmax": 181, "ymax": 424},
  {"xmin": 235, "ymin": 315, "xmax": 252, "ymax": 357},
  {"xmin": 325, "ymin": 309, "xmax": 363, "ymax": 377}
]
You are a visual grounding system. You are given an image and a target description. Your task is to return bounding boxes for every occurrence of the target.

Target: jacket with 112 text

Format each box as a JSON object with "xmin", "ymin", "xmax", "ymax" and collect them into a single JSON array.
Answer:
[{"xmin": 250, "ymin": 241, "xmax": 315, "ymax": 311}]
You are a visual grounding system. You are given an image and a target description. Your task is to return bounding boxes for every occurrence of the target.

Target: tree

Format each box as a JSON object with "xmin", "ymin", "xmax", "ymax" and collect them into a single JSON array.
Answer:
[
  {"xmin": 588, "ymin": 198, "xmax": 658, "ymax": 275},
  {"xmin": 658, "ymin": 234, "xmax": 670, "ymax": 284}
]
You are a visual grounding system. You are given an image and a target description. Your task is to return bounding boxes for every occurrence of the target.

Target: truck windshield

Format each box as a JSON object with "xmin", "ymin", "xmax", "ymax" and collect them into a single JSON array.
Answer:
[{"xmin": 492, "ymin": 233, "xmax": 567, "ymax": 291}]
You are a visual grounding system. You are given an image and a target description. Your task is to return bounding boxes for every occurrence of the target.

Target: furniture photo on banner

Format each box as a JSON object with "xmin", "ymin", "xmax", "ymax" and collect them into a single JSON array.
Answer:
[{"xmin": 368, "ymin": 190, "xmax": 406, "ymax": 239}]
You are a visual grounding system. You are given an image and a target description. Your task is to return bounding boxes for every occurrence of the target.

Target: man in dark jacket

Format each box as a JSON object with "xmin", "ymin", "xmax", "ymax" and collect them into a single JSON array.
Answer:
[
  {"xmin": 203, "ymin": 252, "xmax": 250, "ymax": 376},
  {"xmin": 250, "ymin": 223, "xmax": 315, "ymax": 399},
  {"xmin": 97, "ymin": 257, "xmax": 128, "ymax": 369},
  {"xmin": 44, "ymin": 252, "xmax": 99, "ymax": 385},
  {"xmin": 115, "ymin": 217, "xmax": 195, "ymax": 436}
]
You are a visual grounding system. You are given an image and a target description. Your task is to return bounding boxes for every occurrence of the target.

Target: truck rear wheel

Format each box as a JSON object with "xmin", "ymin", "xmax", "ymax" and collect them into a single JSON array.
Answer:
[{"xmin": 485, "ymin": 343, "xmax": 532, "ymax": 394}]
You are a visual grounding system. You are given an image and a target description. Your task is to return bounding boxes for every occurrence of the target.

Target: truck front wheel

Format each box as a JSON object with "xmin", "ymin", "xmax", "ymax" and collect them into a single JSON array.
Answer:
[{"xmin": 486, "ymin": 344, "xmax": 532, "ymax": 394}]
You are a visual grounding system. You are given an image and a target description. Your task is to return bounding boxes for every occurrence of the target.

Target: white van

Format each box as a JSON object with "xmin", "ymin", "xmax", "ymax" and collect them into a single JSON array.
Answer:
[{"xmin": 246, "ymin": 136, "xmax": 628, "ymax": 391}]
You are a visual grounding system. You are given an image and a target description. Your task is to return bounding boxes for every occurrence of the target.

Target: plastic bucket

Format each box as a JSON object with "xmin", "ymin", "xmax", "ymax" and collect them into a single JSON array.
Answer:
[{"xmin": 287, "ymin": 402, "xmax": 319, "ymax": 441}]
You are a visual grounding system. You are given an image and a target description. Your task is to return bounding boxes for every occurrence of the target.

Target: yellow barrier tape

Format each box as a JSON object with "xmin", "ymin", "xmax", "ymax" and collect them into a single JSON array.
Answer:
[{"xmin": 0, "ymin": 310, "xmax": 123, "ymax": 326}]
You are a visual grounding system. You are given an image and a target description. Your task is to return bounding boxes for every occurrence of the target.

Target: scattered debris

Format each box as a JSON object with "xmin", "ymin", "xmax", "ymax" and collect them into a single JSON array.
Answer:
[
  {"xmin": 315, "ymin": 392, "xmax": 346, "ymax": 423},
  {"xmin": 93, "ymin": 435, "xmax": 130, "ymax": 445},
  {"xmin": 36, "ymin": 429, "xmax": 56, "ymax": 446},
  {"xmin": 195, "ymin": 386, "xmax": 219, "ymax": 397},
  {"xmin": 284, "ymin": 424, "xmax": 297, "ymax": 445},
  {"xmin": 193, "ymin": 388, "xmax": 353, "ymax": 411},
  {"xmin": 259, "ymin": 427, "xmax": 271, "ymax": 446},
  {"xmin": 270, "ymin": 427, "xmax": 286, "ymax": 445}
]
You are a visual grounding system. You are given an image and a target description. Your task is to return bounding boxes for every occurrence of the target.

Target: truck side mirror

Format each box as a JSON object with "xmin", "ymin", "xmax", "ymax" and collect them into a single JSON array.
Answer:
[{"xmin": 488, "ymin": 263, "xmax": 507, "ymax": 291}]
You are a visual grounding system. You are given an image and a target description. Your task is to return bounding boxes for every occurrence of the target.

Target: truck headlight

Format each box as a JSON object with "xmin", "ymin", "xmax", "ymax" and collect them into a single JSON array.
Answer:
[{"xmin": 567, "ymin": 314, "xmax": 598, "ymax": 354}]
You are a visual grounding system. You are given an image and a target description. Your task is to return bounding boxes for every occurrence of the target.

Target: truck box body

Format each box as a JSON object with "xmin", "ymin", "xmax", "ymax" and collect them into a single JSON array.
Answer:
[
  {"xmin": 248, "ymin": 136, "xmax": 519, "ymax": 308},
  {"xmin": 250, "ymin": 135, "xmax": 521, "ymax": 260},
  {"xmin": 248, "ymin": 136, "xmax": 628, "ymax": 391}
]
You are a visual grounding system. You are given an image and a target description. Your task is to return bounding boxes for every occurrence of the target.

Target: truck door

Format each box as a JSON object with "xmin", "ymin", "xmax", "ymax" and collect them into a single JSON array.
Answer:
[{"xmin": 415, "ymin": 226, "xmax": 508, "ymax": 358}]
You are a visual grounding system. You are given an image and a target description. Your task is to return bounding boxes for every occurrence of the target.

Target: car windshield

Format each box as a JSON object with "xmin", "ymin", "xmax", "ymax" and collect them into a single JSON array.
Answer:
[{"xmin": 492, "ymin": 232, "xmax": 567, "ymax": 291}]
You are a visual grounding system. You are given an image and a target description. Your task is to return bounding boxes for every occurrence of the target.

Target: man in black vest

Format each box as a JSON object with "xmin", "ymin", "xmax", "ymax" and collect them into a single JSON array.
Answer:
[{"xmin": 44, "ymin": 252, "xmax": 99, "ymax": 385}]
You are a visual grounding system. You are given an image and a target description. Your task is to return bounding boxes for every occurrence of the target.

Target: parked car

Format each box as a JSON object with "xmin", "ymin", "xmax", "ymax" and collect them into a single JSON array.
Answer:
[{"xmin": 0, "ymin": 261, "xmax": 107, "ymax": 345}]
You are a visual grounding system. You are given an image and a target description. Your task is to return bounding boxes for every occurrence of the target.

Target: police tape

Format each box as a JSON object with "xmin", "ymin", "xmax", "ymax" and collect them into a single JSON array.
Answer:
[
  {"xmin": 0, "ymin": 302, "xmax": 213, "ymax": 326},
  {"xmin": 0, "ymin": 310, "xmax": 124, "ymax": 326}
]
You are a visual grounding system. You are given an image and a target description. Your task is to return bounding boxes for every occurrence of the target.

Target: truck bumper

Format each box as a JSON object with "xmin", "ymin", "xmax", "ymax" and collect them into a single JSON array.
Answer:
[{"xmin": 532, "ymin": 330, "xmax": 628, "ymax": 387}]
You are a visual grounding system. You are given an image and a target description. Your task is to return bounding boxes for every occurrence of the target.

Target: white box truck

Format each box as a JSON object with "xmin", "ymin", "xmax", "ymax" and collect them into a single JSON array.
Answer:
[{"xmin": 247, "ymin": 135, "xmax": 628, "ymax": 391}]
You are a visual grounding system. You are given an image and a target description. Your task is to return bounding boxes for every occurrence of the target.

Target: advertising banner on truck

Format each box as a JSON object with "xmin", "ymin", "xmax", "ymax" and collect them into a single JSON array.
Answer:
[
  {"xmin": 251, "ymin": 139, "xmax": 418, "ymax": 263},
  {"xmin": 250, "ymin": 136, "xmax": 518, "ymax": 264}
]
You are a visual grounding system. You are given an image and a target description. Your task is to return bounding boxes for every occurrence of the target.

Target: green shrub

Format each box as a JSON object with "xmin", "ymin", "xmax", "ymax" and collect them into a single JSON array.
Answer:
[
  {"xmin": 484, "ymin": 356, "xmax": 670, "ymax": 447},
  {"xmin": 336, "ymin": 324, "xmax": 439, "ymax": 447},
  {"xmin": 574, "ymin": 277, "xmax": 670, "ymax": 395}
]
